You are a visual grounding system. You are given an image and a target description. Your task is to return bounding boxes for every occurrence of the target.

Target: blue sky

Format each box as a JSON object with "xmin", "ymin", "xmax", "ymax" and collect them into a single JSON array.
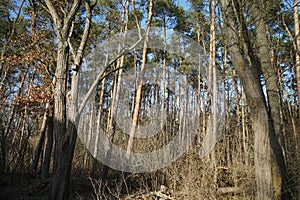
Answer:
[{"xmin": 178, "ymin": 0, "xmax": 191, "ymax": 10}]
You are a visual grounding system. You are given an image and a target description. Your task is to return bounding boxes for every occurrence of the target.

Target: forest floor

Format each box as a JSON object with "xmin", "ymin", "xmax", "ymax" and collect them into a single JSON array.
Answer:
[
  {"xmin": 0, "ymin": 173, "xmax": 48, "ymax": 200},
  {"xmin": 0, "ymin": 173, "xmax": 97, "ymax": 200},
  {"xmin": 0, "ymin": 173, "xmax": 177, "ymax": 200},
  {"xmin": 0, "ymin": 172, "xmax": 251, "ymax": 199}
]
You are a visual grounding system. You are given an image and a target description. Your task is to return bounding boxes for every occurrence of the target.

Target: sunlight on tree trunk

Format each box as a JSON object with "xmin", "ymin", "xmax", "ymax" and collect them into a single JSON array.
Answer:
[
  {"xmin": 293, "ymin": 0, "xmax": 300, "ymax": 147},
  {"xmin": 220, "ymin": 0, "xmax": 273, "ymax": 198},
  {"xmin": 126, "ymin": 0, "xmax": 154, "ymax": 160}
]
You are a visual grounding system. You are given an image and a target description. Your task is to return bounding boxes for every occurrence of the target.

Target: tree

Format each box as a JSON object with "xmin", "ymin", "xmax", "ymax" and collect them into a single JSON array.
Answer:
[
  {"xmin": 295, "ymin": 0, "xmax": 300, "ymax": 120},
  {"xmin": 0, "ymin": 0, "xmax": 26, "ymax": 175},
  {"xmin": 42, "ymin": 0, "xmax": 94, "ymax": 199},
  {"xmin": 251, "ymin": 1, "xmax": 287, "ymax": 198},
  {"xmin": 126, "ymin": 0, "xmax": 154, "ymax": 159},
  {"xmin": 219, "ymin": 0, "xmax": 282, "ymax": 199},
  {"xmin": 1, "ymin": 1, "xmax": 299, "ymax": 199}
]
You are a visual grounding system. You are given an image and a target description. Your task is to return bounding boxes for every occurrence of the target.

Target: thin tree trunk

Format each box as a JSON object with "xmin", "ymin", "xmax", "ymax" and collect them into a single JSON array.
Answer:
[
  {"xmin": 294, "ymin": 0, "xmax": 300, "ymax": 119},
  {"xmin": 85, "ymin": 98, "xmax": 95, "ymax": 170},
  {"xmin": 160, "ymin": 17, "xmax": 167, "ymax": 130},
  {"xmin": 282, "ymin": 5, "xmax": 299, "ymax": 153},
  {"xmin": 91, "ymin": 77, "xmax": 106, "ymax": 176},
  {"xmin": 101, "ymin": 0, "xmax": 129, "ymax": 180},
  {"xmin": 41, "ymin": 113, "xmax": 53, "ymax": 182},
  {"xmin": 241, "ymin": 87, "xmax": 248, "ymax": 165},
  {"xmin": 126, "ymin": 0, "xmax": 154, "ymax": 159},
  {"xmin": 178, "ymin": 58, "xmax": 183, "ymax": 140},
  {"xmin": 209, "ymin": 0, "xmax": 217, "ymax": 195},
  {"xmin": 2, "ymin": 68, "xmax": 29, "ymax": 174},
  {"xmin": 32, "ymin": 102, "xmax": 50, "ymax": 174},
  {"xmin": 15, "ymin": 65, "xmax": 36, "ymax": 172},
  {"xmin": 93, "ymin": 77, "xmax": 106, "ymax": 158}
]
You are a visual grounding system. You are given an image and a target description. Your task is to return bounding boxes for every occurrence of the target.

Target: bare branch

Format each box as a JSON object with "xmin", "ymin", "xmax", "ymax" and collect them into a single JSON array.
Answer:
[
  {"xmin": 68, "ymin": 21, "xmax": 76, "ymax": 58},
  {"xmin": 77, "ymin": 36, "xmax": 143, "ymax": 117},
  {"xmin": 62, "ymin": 0, "xmax": 81, "ymax": 36},
  {"xmin": 44, "ymin": 0, "xmax": 61, "ymax": 29},
  {"xmin": 74, "ymin": 0, "xmax": 92, "ymax": 65}
]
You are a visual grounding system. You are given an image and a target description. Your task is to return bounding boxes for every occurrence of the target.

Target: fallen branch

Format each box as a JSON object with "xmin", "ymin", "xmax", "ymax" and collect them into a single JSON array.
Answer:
[{"xmin": 217, "ymin": 187, "xmax": 242, "ymax": 194}]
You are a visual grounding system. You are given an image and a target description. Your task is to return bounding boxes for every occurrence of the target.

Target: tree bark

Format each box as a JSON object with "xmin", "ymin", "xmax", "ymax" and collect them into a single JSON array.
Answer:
[
  {"xmin": 48, "ymin": 39, "xmax": 69, "ymax": 200},
  {"xmin": 208, "ymin": 0, "xmax": 218, "ymax": 191},
  {"xmin": 44, "ymin": 0, "xmax": 82, "ymax": 199},
  {"xmin": 126, "ymin": 0, "xmax": 154, "ymax": 160},
  {"xmin": 32, "ymin": 103, "xmax": 50, "ymax": 174},
  {"xmin": 41, "ymin": 114, "xmax": 53, "ymax": 182},
  {"xmin": 251, "ymin": 5, "xmax": 286, "ymax": 198},
  {"xmin": 220, "ymin": 0, "xmax": 273, "ymax": 198},
  {"xmin": 294, "ymin": 0, "xmax": 300, "ymax": 118}
]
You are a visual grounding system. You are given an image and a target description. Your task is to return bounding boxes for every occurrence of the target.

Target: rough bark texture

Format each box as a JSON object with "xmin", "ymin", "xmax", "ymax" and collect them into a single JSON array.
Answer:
[
  {"xmin": 44, "ymin": 0, "xmax": 82, "ymax": 199},
  {"xmin": 220, "ymin": 0, "xmax": 273, "ymax": 199},
  {"xmin": 49, "ymin": 40, "xmax": 69, "ymax": 200},
  {"xmin": 251, "ymin": 4, "xmax": 287, "ymax": 199}
]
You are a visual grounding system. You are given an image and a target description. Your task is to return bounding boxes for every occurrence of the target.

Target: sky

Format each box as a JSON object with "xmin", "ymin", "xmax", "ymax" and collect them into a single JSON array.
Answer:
[{"xmin": 178, "ymin": 0, "xmax": 191, "ymax": 10}]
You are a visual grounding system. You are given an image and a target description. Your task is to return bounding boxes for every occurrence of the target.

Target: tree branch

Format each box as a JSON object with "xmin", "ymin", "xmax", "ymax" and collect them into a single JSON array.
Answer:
[
  {"xmin": 77, "ymin": 36, "xmax": 143, "ymax": 117},
  {"xmin": 74, "ymin": 0, "xmax": 92, "ymax": 65},
  {"xmin": 44, "ymin": 0, "xmax": 61, "ymax": 29},
  {"xmin": 62, "ymin": 0, "xmax": 81, "ymax": 37}
]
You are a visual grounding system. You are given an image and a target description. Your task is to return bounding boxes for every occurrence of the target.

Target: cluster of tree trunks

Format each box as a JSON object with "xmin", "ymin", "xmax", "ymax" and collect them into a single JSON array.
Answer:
[{"xmin": 1, "ymin": 0, "xmax": 299, "ymax": 199}]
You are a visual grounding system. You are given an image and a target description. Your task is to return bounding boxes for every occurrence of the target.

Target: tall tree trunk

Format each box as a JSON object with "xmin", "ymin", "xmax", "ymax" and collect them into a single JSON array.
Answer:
[
  {"xmin": 91, "ymin": 77, "xmax": 106, "ymax": 176},
  {"xmin": 160, "ymin": 16, "xmax": 167, "ymax": 130},
  {"xmin": 252, "ymin": 5, "xmax": 287, "ymax": 198},
  {"xmin": 220, "ymin": 0, "xmax": 273, "ymax": 198},
  {"xmin": 295, "ymin": 0, "xmax": 300, "ymax": 119},
  {"xmin": 241, "ymin": 87, "xmax": 248, "ymax": 165},
  {"xmin": 101, "ymin": 0, "xmax": 129, "ymax": 179},
  {"xmin": 208, "ymin": 0, "xmax": 218, "ymax": 193},
  {"xmin": 93, "ymin": 78, "xmax": 106, "ymax": 158},
  {"xmin": 196, "ymin": 29, "xmax": 201, "ymax": 125},
  {"xmin": 44, "ymin": 1, "xmax": 91, "ymax": 199},
  {"xmin": 126, "ymin": 0, "xmax": 154, "ymax": 159},
  {"xmin": 48, "ymin": 39, "xmax": 69, "ymax": 200},
  {"xmin": 282, "ymin": 0, "xmax": 299, "ymax": 152}
]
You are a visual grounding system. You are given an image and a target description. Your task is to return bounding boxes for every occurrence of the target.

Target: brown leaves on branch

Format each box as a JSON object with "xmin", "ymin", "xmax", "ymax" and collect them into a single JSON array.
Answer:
[
  {"xmin": 1, "ymin": 31, "xmax": 56, "ymax": 112},
  {"xmin": 14, "ymin": 85, "xmax": 53, "ymax": 106},
  {"xmin": 1, "ymin": 32, "xmax": 55, "ymax": 68}
]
